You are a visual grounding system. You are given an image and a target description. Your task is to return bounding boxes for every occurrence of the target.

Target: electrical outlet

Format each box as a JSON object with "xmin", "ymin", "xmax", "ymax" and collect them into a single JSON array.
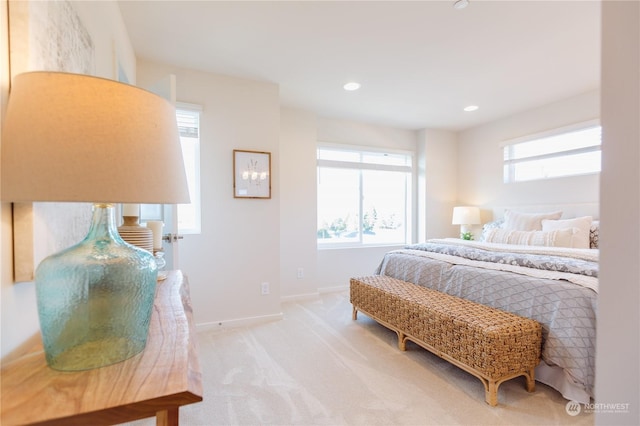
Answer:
[
  {"xmin": 261, "ymin": 282, "xmax": 270, "ymax": 295},
  {"xmin": 297, "ymin": 268, "xmax": 304, "ymax": 279}
]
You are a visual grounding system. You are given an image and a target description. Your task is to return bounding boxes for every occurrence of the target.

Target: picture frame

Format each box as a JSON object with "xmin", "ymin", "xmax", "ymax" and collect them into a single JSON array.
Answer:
[
  {"xmin": 233, "ymin": 150, "xmax": 271, "ymax": 199},
  {"xmin": 8, "ymin": 0, "xmax": 95, "ymax": 282}
]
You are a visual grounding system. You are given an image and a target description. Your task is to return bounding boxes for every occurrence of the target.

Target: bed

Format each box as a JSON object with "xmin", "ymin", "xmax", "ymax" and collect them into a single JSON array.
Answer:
[{"xmin": 374, "ymin": 210, "xmax": 598, "ymax": 404}]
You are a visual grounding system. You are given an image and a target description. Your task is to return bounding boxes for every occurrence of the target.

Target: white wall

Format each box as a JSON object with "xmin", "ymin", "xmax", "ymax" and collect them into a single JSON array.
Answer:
[
  {"xmin": 317, "ymin": 117, "xmax": 417, "ymax": 151},
  {"xmin": 137, "ymin": 62, "xmax": 424, "ymax": 313},
  {"xmin": 596, "ymin": 1, "xmax": 639, "ymax": 424},
  {"xmin": 418, "ymin": 129, "xmax": 458, "ymax": 240},
  {"xmin": 0, "ymin": 0, "xmax": 136, "ymax": 357},
  {"xmin": 74, "ymin": 1, "xmax": 136, "ymax": 81},
  {"xmin": 279, "ymin": 107, "xmax": 319, "ymax": 298},
  {"xmin": 457, "ymin": 90, "xmax": 600, "ymax": 221},
  {"xmin": 136, "ymin": 60, "xmax": 282, "ymax": 327}
]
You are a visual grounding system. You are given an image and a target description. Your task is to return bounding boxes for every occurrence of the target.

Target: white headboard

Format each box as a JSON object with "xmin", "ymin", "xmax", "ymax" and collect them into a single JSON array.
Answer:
[{"xmin": 486, "ymin": 202, "xmax": 599, "ymax": 222}]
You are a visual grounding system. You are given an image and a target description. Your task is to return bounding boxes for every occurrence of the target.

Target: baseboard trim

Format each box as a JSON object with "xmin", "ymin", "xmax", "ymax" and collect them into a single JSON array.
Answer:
[
  {"xmin": 318, "ymin": 285, "xmax": 349, "ymax": 294},
  {"xmin": 280, "ymin": 292, "xmax": 320, "ymax": 303},
  {"xmin": 196, "ymin": 312, "xmax": 283, "ymax": 332},
  {"xmin": 196, "ymin": 286, "xmax": 350, "ymax": 332},
  {"xmin": 280, "ymin": 286, "xmax": 348, "ymax": 303}
]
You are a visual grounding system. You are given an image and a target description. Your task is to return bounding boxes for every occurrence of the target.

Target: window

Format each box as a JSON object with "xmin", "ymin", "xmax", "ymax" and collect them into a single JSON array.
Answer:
[
  {"xmin": 503, "ymin": 121, "xmax": 601, "ymax": 183},
  {"xmin": 140, "ymin": 104, "xmax": 201, "ymax": 234},
  {"xmin": 317, "ymin": 145, "xmax": 412, "ymax": 247},
  {"xmin": 175, "ymin": 105, "xmax": 201, "ymax": 233}
]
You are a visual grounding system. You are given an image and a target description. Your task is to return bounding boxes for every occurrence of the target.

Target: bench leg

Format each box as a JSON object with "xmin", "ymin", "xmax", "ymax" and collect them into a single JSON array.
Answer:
[
  {"xmin": 398, "ymin": 333, "xmax": 407, "ymax": 351},
  {"xmin": 486, "ymin": 381, "xmax": 498, "ymax": 407},
  {"xmin": 484, "ymin": 369, "xmax": 536, "ymax": 406},
  {"xmin": 352, "ymin": 306, "xmax": 358, "ymax": 320},
  {"xmin": 525, "ymin": 368, "xmax": 536, "ymax": 392}
]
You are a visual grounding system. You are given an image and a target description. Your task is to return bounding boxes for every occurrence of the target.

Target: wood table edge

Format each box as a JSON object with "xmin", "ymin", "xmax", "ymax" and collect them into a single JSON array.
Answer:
[{"xmin": 1, "ymin": 271, "xmax": 204, "ymax": 426}]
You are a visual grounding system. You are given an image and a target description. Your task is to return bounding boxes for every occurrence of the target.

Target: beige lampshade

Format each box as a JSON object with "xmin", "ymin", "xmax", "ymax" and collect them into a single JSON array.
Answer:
[
  {"xmin": 452, "ymin": 206, "xmax": 481, "ymax": 225},
  {"xmin": 1, "ymin": 72, "xmax": 190, "ymax": 204}
]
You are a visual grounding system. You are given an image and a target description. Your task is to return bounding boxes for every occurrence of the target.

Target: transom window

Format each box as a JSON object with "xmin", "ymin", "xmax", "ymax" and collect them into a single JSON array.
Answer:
[
  {"xmin": 503, "ymin": 121, "xmax": 601, "ymax": 183},
  {"xmin": 317, "ymin": 145, "xmax": 412, "ymax": 247}
]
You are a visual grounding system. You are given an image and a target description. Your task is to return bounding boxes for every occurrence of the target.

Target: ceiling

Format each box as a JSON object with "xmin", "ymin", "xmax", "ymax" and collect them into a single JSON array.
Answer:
[{"xmin": 118, "ymin": 1, "xmax": 600, "ymax": 132}]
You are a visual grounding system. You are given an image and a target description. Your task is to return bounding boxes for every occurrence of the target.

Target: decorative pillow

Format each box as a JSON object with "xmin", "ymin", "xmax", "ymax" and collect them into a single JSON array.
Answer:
[
  {"xmin": 541, "ymin": 216, "xmax": 593, "ymax": 249},
  {"xmin": 484, "ymin": 228, "xmax": 577, "ymax": 248},
  {"xmin": 502, "ymin": 210, "xmax": 563, "ymax": 231},
  {"xmin": 590, "ymin": 220, "xmax": 599, "ymax": 249},
  {"xmin": 480, "ymin": 219, "xmax": 504, "ymax": 241}
]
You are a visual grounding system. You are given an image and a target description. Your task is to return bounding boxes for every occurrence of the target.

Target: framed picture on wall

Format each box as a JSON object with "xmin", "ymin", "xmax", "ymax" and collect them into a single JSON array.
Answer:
[
  {"xmin": 8, "ymin": 0, "xmax": 95, "ymax": 282},
  {"xmin": 233, "ymin": 150, "xmax": 271, "ymax": 199}
]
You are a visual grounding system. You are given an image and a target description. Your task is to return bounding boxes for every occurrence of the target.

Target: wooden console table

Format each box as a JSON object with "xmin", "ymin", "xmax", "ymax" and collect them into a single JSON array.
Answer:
[{"xmin": 1, "ymin": 271, "xmax": 203, "ymax": 426}]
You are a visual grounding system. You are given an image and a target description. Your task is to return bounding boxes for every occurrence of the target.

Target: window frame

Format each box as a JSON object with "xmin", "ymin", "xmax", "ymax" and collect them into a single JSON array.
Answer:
[
  {"xmin": 502, "ymin": 119, "xmax": 601, "ymax": 183},
  {"xmin": 316, "ymin": 143, "xmax": 413, "ymax": 249}
]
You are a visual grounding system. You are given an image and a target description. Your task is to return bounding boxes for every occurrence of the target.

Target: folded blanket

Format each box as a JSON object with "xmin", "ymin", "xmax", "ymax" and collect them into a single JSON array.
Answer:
[{"xmin": 404, "ymin": 238, "xmax": 598, "ymax": 292}]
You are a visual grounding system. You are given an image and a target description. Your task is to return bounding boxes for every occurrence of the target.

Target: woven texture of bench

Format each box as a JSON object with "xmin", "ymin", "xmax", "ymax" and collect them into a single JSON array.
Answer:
[{"xmin": 350, "ymin": 275, "xmax": 542, "ymax": 406}]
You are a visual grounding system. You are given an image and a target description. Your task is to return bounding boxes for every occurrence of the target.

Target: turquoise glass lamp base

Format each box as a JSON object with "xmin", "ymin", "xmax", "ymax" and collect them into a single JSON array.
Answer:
[{"xmin": 35, "ymin": 203, "xmax": 158, "ymax": 371}]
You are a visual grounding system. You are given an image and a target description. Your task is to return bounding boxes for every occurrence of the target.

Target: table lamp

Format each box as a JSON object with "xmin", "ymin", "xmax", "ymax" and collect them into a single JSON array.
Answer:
[
  {"xmin": 452, "ymin": 206, "xmax": 481, "ymax": 240},
  {"xmin": 1, "ymin": 72, "xmax": 190, "ymax": 371}
]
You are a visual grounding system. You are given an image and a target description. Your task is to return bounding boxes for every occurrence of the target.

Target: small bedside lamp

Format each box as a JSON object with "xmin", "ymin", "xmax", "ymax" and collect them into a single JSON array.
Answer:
[
  {"xmin": 452, "ymin": 206, "xmax": 481, "ymax": 239},
  {"xmin": 1, "ymin": 72, "xmax": 190, "ymax": 371}
]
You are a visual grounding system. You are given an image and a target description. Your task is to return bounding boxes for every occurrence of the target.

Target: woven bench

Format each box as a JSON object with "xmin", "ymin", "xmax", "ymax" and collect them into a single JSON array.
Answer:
[{"xmin": 350, "ymin": 275, "xmax": 542, "ymax": 406}]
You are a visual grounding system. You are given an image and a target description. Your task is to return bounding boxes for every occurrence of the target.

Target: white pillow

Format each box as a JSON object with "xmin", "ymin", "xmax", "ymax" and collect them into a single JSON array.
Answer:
[
  {"xmin": 542, "ymin": 216, "xmax": 593, "ymax": 249},
  {"xmin": 484, "ymin": 228, "xmax": 577, "ymax": 248},
  {"xmin": 502, "ymin": 210, "xmax": 563, "ymax": 231}
]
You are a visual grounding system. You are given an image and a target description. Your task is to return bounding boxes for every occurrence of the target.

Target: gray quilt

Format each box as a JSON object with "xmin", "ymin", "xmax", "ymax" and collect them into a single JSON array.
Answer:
[{"xmin": 374, "ymin": 241, "xmax": 597, "ymax": 399}]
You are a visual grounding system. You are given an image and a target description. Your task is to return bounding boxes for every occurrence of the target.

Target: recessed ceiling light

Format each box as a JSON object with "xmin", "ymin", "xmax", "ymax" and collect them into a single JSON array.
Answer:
[
  {"xmin": 344, "ymin": 82, "xmax": 361, "ymax": 91},
  {"xmin": 463, "ymin": 105, "xmax": 479, "ymax": 112},
  {"xmin": 453, "ymin": 0, "xmax": 469, "ymax": 10}
]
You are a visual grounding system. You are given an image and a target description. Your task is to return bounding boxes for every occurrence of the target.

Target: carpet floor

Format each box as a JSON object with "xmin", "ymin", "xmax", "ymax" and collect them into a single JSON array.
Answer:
[{"xmin": 126, "ymin": 290, "xmax": 594, "ymax": 426}]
